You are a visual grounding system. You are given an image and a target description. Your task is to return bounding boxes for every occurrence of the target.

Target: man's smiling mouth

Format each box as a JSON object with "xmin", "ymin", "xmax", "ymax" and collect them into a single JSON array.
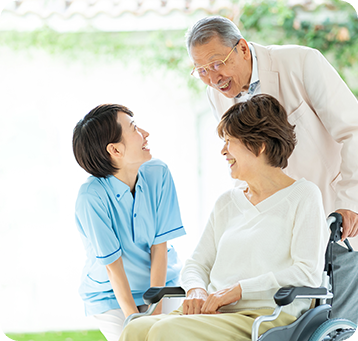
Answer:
[{"xmin": 220, "ymin": 82, "xmax": 230, "ymax": 89}]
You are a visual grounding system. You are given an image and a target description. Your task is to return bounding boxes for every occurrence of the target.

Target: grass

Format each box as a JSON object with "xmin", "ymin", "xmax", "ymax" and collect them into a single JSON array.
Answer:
[{"xmin": 5, "ymin": 330, "xmax": 106, "ymax": 341}]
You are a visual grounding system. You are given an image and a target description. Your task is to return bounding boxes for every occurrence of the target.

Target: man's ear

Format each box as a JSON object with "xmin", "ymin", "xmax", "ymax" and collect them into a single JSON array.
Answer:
[
  {"xmin": 238, "ymin": 39, "xmax": 251, "ymax": 61},
  {"xmin": 106, "ymin": 143, "xmax": 124, "ymax": 158}
]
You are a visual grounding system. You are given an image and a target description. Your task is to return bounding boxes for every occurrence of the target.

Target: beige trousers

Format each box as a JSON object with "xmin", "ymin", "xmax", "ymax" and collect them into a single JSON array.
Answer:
[
  {"xmin": 94, "ymin": 299, "xmax": 183, "ymax": 341},
  {"xmin": 119, "ymin": 307, "xmax": 296, "ymax": 341}
]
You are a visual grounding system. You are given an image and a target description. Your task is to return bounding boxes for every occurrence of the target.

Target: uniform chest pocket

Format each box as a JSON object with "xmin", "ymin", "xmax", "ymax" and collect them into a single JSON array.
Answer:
[{"xmin": 132, "ymin": 214, "xmax": 156, "ymax": 247}]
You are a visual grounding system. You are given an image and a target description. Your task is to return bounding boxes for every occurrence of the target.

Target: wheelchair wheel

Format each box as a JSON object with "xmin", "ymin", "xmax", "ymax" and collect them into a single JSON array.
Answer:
[{"xmin": 308, "ymin": 318, "xmax": 357, "ymax": 341}]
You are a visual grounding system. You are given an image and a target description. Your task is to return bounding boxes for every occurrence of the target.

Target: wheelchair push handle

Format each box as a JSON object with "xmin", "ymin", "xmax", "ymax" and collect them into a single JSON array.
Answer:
[
  {"xmin": 327, "ymin": 212, "xmax": 343, "ymax": 243},
  {"xmin": 327, "ymin": 212, "xmax": 353, "ymax": 252}
]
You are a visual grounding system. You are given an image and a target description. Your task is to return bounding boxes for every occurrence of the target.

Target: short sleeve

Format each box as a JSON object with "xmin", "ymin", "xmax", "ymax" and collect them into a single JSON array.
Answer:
[
  {"xmin": 75, "ymin": 190, "xmax": 122, "ymax": 265},
  {"xmin": 153, "ymin": 166, "xmax": 185, "ymax": 245}
]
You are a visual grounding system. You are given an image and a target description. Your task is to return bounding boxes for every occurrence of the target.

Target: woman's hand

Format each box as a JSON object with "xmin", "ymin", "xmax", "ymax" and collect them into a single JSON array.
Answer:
[
  {"xmin": 201, "ymin": 283, "xmax": 242, "ymax": 314},
  {"xmin": 182, "ymin": 288, "xmax": 208, "ymax": 315}
]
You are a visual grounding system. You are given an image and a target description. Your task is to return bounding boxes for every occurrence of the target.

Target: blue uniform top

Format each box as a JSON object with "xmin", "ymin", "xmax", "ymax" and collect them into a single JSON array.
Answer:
[{"xmin": 75, "ymin": 159, "xmax": 186, "ymax": 316}]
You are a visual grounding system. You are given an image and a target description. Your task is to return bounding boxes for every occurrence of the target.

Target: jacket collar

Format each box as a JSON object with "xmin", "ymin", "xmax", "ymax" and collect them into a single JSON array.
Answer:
[
  {"xmin": 250, "ymin": 42, "xmax": 279, "ymax": 100},
  {"xmin": 207, "ymin": 42, "xmax": 280, "ymax": 119}
]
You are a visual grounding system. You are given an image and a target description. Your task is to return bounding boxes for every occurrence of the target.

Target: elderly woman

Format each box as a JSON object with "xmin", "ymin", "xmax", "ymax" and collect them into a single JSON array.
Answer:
[{"xmin": 120, "ymin": 94, "xmax": 329, "ymax": 341}]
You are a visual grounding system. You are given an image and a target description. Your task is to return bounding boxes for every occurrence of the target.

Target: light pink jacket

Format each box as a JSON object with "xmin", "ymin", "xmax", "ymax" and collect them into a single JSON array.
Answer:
[{"xmin": 207, "ymin": 43, "xmax": 358, "ymax": 216}]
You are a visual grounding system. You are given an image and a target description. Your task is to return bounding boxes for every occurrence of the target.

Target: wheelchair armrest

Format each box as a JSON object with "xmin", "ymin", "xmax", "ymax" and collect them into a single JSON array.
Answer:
[
  {"xmin": 274, "ymin": 286, "xmax": 332, "ymax": 306},
  {"xmin": 143, "ymin": 286, "xmax": 186, "ymax": 305},
  {"xmin": 123, "ymin": 286, "xmax": 186, "ymax": 329},
  {"xmin": 252, "ymin": 287, "xmax": 332, "ymax": 341}
]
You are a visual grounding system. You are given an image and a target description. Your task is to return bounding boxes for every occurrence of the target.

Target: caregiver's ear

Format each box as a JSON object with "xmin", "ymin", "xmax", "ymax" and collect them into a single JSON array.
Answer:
[{"xmin": 107, "ymin": 143, "xmax": 124, "ymax": 158}]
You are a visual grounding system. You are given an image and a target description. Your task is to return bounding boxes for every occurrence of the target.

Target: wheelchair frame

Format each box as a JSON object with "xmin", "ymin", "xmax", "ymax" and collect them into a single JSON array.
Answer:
[{"xmin": 123, "ymin": 213, "xmax": 357, "ymax": 341}]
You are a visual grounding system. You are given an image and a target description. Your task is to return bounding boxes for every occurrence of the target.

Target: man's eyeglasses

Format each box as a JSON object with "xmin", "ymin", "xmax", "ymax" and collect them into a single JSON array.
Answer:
[{"xmin": 191, "ymin": 40, "xmax": 240, "ymax": 79}]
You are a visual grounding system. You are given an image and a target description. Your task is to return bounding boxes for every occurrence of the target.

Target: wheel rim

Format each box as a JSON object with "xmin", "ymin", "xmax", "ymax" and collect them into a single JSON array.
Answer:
[{"xmin": 309, "ymin": 319, "xmax": 357, "ymax": 341}]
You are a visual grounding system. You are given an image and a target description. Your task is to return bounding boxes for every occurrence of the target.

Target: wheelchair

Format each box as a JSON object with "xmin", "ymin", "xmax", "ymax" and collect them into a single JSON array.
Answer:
[{"xmin": 124, "ymin": 212, "xmax": 357, "ymax": 341}]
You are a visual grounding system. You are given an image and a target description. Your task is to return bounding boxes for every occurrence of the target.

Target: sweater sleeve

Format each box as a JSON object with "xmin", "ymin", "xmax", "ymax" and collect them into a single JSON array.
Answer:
[
  {"xmin": 239, "ymin": 184, "xmax": 329, "ymax": 300},
  {"xmin": 180, "ymin": 212, "xmax": 217, "ymax": 293}
]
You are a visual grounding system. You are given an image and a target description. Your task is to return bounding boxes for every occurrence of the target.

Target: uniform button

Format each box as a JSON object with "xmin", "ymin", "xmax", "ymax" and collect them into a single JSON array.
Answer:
[
  {"xmin": 134, "ymin": 213, "xmax": 137, "ymax": 217},
  {"xmin": 116, "ymin": 194, "xmax": 120, "ymax": 198}
]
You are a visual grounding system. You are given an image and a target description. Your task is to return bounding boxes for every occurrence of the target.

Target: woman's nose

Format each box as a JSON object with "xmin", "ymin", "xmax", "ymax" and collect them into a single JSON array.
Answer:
[
  {"xmin": 221, "ymin": 143, "xmax": 227, "ymax": 155},
  {"xmin": 139, "ymin": 128, "xmax": 149, "ymax": 138}
]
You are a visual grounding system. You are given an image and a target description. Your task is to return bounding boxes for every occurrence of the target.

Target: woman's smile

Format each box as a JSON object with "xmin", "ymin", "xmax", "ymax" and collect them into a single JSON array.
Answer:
[
  {"xmin": 227, "ymin": 158, "xmax": 236, "ymax": 167},
  {"xmin": 142, "ymin": 140, "xmax": 150, "ymax": 151}
]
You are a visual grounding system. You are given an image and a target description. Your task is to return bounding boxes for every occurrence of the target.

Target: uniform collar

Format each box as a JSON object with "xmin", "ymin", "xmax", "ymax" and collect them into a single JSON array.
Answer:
[{"xmin": 107, "ymin": 173, "xmax": 144, "ymax": 201}]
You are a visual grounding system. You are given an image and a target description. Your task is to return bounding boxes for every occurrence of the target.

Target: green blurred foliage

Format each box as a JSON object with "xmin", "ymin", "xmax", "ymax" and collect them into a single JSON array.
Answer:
[
  {"xmin": 6, "ymin": 330, "xmax": 105, "ymax": 341},
  {"xmin": 238, "ymin": 0, "xmax": 358, "ymax": 96},
  {"xmin": 0, "ymin": 0, "xmax": 357, "ymax": 96}
]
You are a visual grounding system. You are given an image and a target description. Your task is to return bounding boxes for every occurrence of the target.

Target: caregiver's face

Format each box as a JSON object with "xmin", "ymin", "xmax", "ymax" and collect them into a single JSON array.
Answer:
[{"xmin": 117, "ymin": 112, "xmax": 152, "ymax": 166}]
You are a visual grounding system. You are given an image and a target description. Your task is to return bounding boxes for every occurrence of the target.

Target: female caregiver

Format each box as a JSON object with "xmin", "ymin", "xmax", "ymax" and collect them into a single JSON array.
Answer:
[
  {"xmin": 72, "ymin": 104, "xmax": 186, "ymax": 341},
  {"xmin": 120, "ymin": 94, "xmax": 329, "ymax": 341}
]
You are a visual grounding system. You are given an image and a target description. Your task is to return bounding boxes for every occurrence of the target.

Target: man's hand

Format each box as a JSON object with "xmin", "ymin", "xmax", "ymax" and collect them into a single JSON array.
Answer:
[
  {"xmin": 182, "ymin": 288, "xmax": 208, "ymax": 315},
  {"xmin": 201, "ymin": 283, "xmax": 242, "ymax": 314},
  {"xmin": 336, "ymin": 209, "xmax": 358, "ymax": 240}
]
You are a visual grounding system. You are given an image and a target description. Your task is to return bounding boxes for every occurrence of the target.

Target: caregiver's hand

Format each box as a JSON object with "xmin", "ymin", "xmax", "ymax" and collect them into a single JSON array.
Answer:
[
  {"xmin": 183, "ymin": 288, "xmax": 208, "ymax": 315},
  {"xmin": 201, "ymin": 283, "xmax": 242, "ymax": 314}
]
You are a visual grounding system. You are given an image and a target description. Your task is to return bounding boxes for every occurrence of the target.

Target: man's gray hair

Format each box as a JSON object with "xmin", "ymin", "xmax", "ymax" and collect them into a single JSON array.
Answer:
[{"xmin": 186, "ymin": 16, "xmax": 243, "ymax": 57}]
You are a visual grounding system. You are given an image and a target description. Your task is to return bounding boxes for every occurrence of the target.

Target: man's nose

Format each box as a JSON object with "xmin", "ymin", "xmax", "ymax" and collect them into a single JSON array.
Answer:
[{"xmin": 208, "ymin": 71, "xmax": 222, "ymax": 87}]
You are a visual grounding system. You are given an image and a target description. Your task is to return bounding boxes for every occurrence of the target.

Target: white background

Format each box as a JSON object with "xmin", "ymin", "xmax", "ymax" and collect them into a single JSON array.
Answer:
[{"xmin": 0, "ymin": 36, "xmax": 233, "ymax": 334}]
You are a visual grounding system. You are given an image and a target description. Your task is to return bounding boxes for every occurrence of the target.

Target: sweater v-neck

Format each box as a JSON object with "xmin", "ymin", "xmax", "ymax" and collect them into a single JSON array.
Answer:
[{"xmin": 234, "ymin": 178, "xmax": 305, "ymax": 220}]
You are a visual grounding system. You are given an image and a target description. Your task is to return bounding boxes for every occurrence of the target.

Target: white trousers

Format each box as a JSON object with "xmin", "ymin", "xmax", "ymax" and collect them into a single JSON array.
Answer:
[{"xmin": 93, "ymin": 298, "xmax": 183, "ymax": 341}]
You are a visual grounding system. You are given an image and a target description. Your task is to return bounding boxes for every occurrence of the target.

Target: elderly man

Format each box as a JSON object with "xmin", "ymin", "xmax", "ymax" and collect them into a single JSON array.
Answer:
[{"xmin": 186, "ymin": 16, "xmax": 358, "ymax": 244}]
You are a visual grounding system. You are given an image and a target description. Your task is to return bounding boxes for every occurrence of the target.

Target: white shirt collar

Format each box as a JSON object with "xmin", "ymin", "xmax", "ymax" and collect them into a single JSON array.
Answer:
[{"xmin": 248, "ymin": 43, "xmax": 259, "ymax": 88}]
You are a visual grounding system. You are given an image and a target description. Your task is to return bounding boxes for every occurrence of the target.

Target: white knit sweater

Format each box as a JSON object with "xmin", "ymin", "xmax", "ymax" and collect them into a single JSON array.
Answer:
[{"xmin": 181, "ymin": 179, "xmax": 329, "ymax": 318}]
